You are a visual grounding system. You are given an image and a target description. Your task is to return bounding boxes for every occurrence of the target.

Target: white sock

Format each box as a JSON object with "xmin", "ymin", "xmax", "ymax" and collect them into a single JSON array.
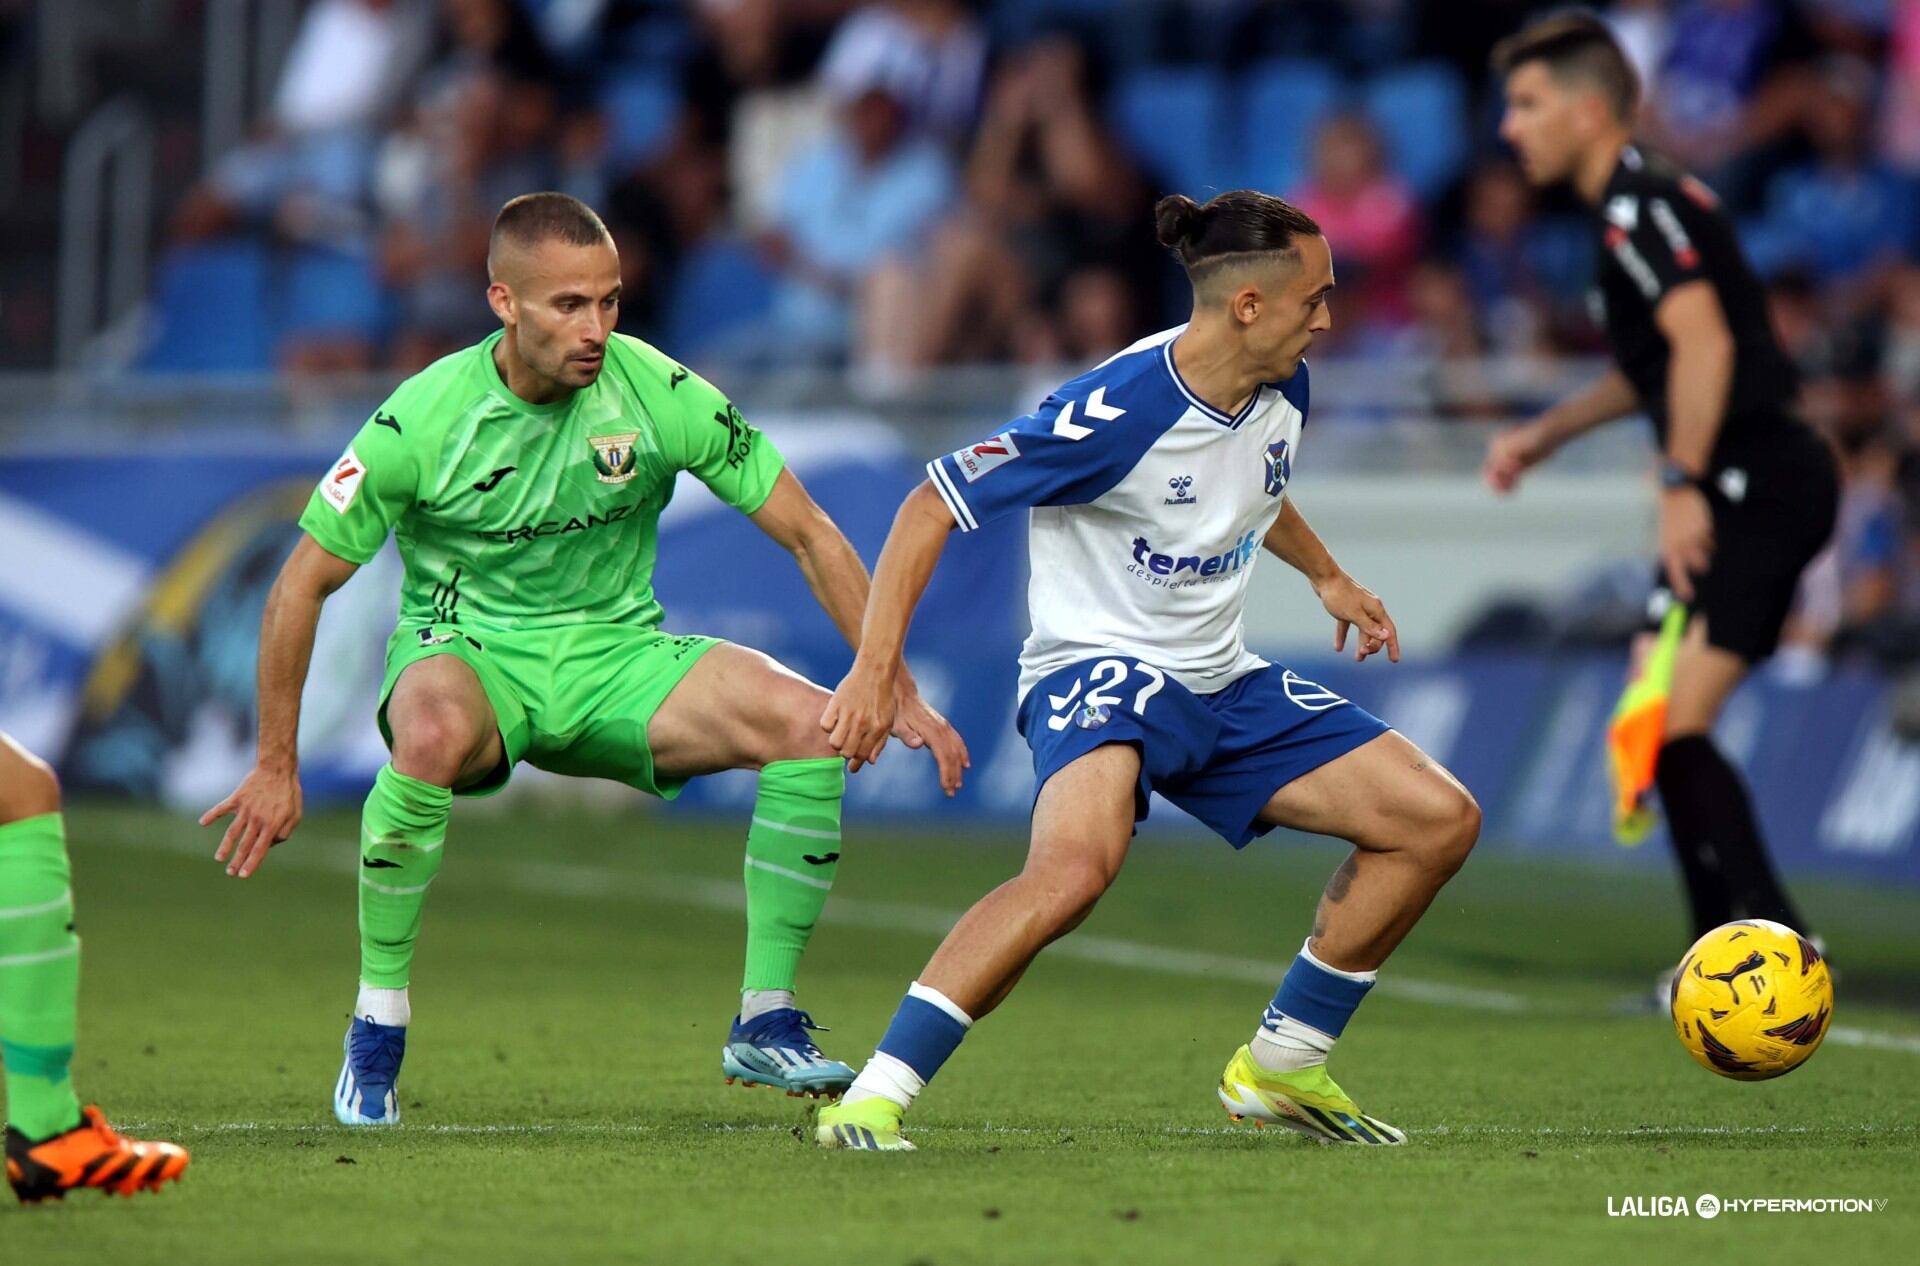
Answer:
[
  {"xmin": 842, "ymin": 1051, "xmax": 925, "ymax": 1111},
  {"xmin": 1249, "ymin": 1013, "xmax": 1334, "ymax": 1073},
  {"xmin": 356, "ymin": 984, "xmax": 410, "ymax": 1028},
  {"xmin": 739, "ymin": 989, "xmax": 796, "ymax": 1023},
  {"xmin": 1247, "ymin": 939, "xmax": 1375, "ymax": 1073},
  {"xmin": 1300, "ymin": 938, "xmax": 1378, "ymax": 984}
]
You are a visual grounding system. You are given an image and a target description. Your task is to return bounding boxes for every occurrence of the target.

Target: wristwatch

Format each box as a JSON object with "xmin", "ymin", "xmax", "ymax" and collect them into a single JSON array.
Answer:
[{"xmin": 1658, "ymin": 458, "xmax": 1703, "ymax": 491}]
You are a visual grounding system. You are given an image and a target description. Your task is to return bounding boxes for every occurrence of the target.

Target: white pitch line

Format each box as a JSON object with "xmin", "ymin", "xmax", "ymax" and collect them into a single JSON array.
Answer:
[
  {"xmin": 124, "ymin": 1120, "xmax": 1913, "ymax": 1142},
  {"xmin": 1826, "ymin": 1026, "xmax": 1920, "ymax": 1055},
  {"xmin": 92, "ymin": 825, "xmax": 1920, "ymax": 1053},
  {"xmin": 498, "ymin": 863, "xmax": 1536, "ymax": 1013}
]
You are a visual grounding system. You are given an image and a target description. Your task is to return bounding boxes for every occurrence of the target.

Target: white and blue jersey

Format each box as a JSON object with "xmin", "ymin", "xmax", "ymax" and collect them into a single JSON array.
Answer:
[
  {"xmin": 929, "ymin": 326, "xmax": 1388, "ymax": 846},
  {"xmin": 928, "ymin": 325, "xmax": 1305, "ymax": 701}
]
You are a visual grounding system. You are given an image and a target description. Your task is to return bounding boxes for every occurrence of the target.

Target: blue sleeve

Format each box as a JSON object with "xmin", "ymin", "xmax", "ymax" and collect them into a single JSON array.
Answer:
[
  {"xmin": 924, "ymin": 373, "xmax": 1173, "ymax": 532},
  {"xmin": 1279, "ymin": 361, "xmax": 1309, "ymax": 422}
]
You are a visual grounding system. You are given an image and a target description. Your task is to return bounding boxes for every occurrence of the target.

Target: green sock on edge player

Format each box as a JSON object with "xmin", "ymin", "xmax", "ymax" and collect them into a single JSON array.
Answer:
[
  {"xmin": 2, "ymin": 732, "xmax": 189, "ymax": 1201},
  {"xmin": 199, "ymin": 193, "xmax": 968, "ymax": 1125}
]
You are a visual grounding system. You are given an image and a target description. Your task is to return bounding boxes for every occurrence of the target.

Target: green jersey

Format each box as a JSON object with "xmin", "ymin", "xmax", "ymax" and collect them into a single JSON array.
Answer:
[{"xmin": 298, "ymin": 331, "xmax": 784, "ymax": 631}]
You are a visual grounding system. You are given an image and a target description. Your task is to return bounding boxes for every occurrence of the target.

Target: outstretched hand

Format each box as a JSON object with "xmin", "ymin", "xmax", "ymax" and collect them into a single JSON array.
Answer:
[
  {"xmin": 890, "ymin": 680, "xmax": 971, "ymax": 796},
  {"xmin": 1317, "ymin": 573, "xmax": 1400, "ymax": 663},
  {"xmin": 821, "ymin": 659, "xmax": 898, "ymax": 774},
  {"xmin": 201, "ymin": 765, "xmax": 302, "ymax": 878},
  {"xmin": 1482, "ymin": 421, "xmax": 1550, "ymax": 495}
]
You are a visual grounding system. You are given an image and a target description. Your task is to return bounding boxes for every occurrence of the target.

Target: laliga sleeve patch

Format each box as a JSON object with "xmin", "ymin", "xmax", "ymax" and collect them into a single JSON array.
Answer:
[
  {"xmin": 955, "ymin": 432, "xmax": 1021, "ymax": 482},
  {"xmin": 320, "ymin": 445, "xmax": 367, "ymax": 513}
]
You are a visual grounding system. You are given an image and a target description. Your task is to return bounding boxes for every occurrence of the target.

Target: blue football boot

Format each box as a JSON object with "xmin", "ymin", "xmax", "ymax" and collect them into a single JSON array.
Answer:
[
  {"xmin": 721, "ymin": 1009, "xmax": 855, "ymax": 1099},
  {"xmin": 334, "ymin": 1016, "xmax": 406, "ymax": 1126}
]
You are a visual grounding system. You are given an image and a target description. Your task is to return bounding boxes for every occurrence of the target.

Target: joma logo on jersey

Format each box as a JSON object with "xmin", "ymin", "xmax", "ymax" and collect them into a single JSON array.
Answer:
[
  {"xmin": 1126, "ymin": 530, "xmax": 1259, "ymax": 584},
  {"xmin": 474, "ymin": 501, "xmax": 641, "ymax": 544},
  {"xmin": 588, "ymin": 433, "xmax": 639, "ymax": 484}
]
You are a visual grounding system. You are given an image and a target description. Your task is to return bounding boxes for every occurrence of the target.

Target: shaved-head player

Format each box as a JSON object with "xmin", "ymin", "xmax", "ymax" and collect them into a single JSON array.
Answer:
[{"xmin": 203, "ymin": 192, "xmax": 969, "ymax": 1124}]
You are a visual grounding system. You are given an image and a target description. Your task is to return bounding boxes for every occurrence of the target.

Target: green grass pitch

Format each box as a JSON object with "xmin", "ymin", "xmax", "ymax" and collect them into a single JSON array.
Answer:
[{"xmin": 5, "ymin": 801, "xmax": 1917, "ymax": 1264}]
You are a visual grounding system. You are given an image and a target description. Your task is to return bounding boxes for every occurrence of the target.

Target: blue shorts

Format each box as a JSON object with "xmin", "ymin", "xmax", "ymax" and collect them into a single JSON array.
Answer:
[{"xmin": 1016, "ymin": 656, "xmax": 1391, "ymax": 848}]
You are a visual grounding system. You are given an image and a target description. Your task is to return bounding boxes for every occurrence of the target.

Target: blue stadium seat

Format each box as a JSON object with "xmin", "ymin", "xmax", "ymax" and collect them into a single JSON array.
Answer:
[
  {"xmin": 279, "ymin": 246, "xmax": 387, "ymax": 343},
  {"xmin": 1111, "ymin": 67, "xmax": 1234, "ymax": 198},
  {"xmin": 139, "ymin": 241, "xmax": 275, "ymax": 372},
  {"xmin": 1362, "ymin": 62, "xmax": 1469, "ymax": 199},
  {"xmin": 1242, "ymin": 59, "xmax": 1345, "ymax": 197},
  {"xmin": 600, "ymin": 67, "xmax": 681, "ymax": 169},
  {"xmin": 664, "ymin": 236, "xmax": 775, "ymax": 361},
  {"xmin": 988, "ymin": 0, "xmax": 1114, "ymax": 39}
]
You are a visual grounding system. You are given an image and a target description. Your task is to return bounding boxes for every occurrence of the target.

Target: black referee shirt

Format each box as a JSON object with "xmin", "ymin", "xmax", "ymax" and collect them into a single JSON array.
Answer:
[{"xmin": 1594, "ymin": 145, "xmax": 1800, "ymax": 470}]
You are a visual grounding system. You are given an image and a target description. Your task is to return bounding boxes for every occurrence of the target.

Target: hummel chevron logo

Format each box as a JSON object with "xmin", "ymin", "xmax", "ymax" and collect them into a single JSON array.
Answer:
[
  {"xmin": 1052, "ymin": 386, "xmax": 1125, "ymax": 440},
  {"xmin": 374, "ymin": 412, "xmax": 401, "ymax": 434},
  {"xmin": 802, "ymin": 852, "xmax": 840, "ymax": 866},
  {"xmin": 669, "ymin": 367, "xmax": 689, "ymax": 389},
  {"xmin": 472, "ymin": 466, "xmax": 516, "ymax": 492}
]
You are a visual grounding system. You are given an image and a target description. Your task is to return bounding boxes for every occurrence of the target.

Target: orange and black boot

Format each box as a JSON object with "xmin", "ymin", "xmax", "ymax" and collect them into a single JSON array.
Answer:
[{"xmin": 6, "ymin": 1105, "xmax": 189, "ymax": 1203}]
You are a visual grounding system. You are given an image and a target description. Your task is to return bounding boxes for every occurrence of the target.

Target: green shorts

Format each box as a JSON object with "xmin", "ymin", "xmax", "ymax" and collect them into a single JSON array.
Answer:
[{"xmin": 377, "ymin": 621, "xmax": 722, "ymax": 799}]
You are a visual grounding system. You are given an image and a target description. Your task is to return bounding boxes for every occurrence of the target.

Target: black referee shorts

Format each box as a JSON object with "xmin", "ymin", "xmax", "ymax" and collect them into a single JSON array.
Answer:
[{"xmin": 1648, "ymin": 422, "xmax": 1839, "ymax": 663}]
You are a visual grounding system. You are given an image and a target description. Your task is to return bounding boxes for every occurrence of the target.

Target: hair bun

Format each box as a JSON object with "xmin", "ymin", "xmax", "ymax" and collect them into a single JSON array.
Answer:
[{"xmin": 1154, "ymin": 194, "xmax": 1204, "ymax": 250}]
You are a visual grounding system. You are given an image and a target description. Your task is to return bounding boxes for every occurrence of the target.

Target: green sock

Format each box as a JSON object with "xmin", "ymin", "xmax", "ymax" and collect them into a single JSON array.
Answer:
[
  {"xmin": 742, "ymin": 758, "xmax": 846, "ymax": 993},
  {"xmin": 358, "ymin": 765, "xmax": 453, "ymax": 990},
  {"xmin": 0, "ymin": 813, "xmax": 83, "ymax": 1140}
]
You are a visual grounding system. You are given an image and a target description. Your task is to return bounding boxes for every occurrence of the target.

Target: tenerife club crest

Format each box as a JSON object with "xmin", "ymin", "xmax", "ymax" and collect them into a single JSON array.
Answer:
[
  {"xmin": 588, "ymin": 432, "xmax": 639, "ymax": 484},
  {"xmin": 1263, "ymin": 439, "xmax": 1292, "ymax": 497}
]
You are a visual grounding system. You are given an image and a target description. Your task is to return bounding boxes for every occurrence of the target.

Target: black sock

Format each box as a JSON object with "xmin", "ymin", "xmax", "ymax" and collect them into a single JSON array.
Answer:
[{"xmin": 1655, "ymin": 735, "xmax": 1810, "ymax": 938}]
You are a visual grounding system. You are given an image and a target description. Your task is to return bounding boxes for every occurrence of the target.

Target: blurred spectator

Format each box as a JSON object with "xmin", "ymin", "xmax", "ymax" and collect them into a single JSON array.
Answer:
[
  {"xmin": 602, "ymin": 129, "xmax": 736, "ymax": 345},
  {"xmin": 1604, "ymin": 0, "xmax": 1673, "ymax": 99},
  {"xmin": 171, "ymin": 0, "xmax": 432, "ymax": 246},
  {"xmin": 864, "ymin": 37, "xmax": 1153, "ymax": 374},
  {"xmin": 1785, "ymin": 401, "xmax": 1903, "ymax": 660},
  {"xmin": 436, "ymin": 0, "xmax": 564, "ymax": 86},
  {"xmin": 1882, "ymin": 0, "xmax": 1920, "ymax": 173},
  {"xmin": 818, "ymin": 0, "xmax": 986, "ymax": 141},
  {"xmin": 1747, "ymin": 58, "xmax": 1917, "ymax": 298},
  {"xmin": 1378, "ymin": 260, "xmax": 1506, "ymax": 418},
  {"xmin": 754, "ymin": 76, "xmax": 955, "ymax": 364},
  {"xmin": 1455, "ymin": 160, "xmax": 1589, "ymax": 354},
  {"xmin": 377, "ymin": 70, "xmax": 565, "ymax": 370},
  {"xmin": 1885, "ymin": 266, "xmax": 1920, "ymax": 402},
  {"xmin": 693, "ymin": 0, "xmax": 857, "ymax": 90},
  {"xmin": 1292, "ymin": 113, "xmax": 1423, "ymax": 337},
  {"xmin": 1638, "ymin": 0, "xmax": 1811, "ymax": 209},
  {"xmin": 375, "ymin": 0, "xmax": 574, "ymax": 369},
  {"xmin": 1765, "ymin": 271, "xmax": 1825, "ymax": 373},
  {"xmin": 98, "ymin": 0, "xmax": 1917, "ymax": 389}
]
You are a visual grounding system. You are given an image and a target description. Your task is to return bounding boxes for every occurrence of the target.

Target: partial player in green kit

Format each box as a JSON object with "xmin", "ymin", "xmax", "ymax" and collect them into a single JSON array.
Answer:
[{"xmin": 201, "ymin": 193, "xmax": 968, "ymax": 1124}]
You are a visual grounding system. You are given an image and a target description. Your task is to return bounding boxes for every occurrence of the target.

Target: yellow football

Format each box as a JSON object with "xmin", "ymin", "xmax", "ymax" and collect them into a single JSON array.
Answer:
[{"xmin": 1670, "ymin": 919, "xmax": 1833, "ymax": 1081}]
